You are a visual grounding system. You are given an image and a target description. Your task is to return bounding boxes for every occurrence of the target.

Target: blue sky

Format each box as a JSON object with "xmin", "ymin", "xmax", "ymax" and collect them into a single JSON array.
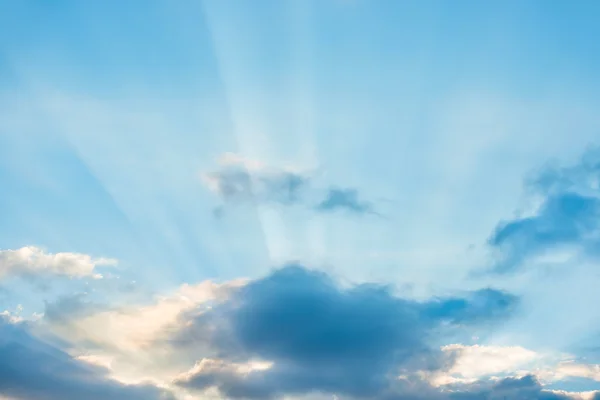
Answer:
[{"xmin": 2, "ymin": 1, "xmax": 600, "ymax": 399}]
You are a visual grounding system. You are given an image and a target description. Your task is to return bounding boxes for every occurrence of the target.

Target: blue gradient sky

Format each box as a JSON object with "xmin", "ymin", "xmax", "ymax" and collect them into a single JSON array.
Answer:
[{"xmin": 2, "ymin": 1, "xmax": 600, "ymax": 399}]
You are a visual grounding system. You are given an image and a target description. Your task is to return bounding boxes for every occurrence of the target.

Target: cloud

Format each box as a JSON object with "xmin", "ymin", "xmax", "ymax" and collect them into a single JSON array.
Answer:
[
  {"xmin": 450, "ymin": 375, "xmax": 574, "ymax": 400},
  {"xmin": 422, "ymin": 288, "xmax": 518, "ymax": 323},
  {"xmin": 0, "ymin": 315, "xmax": 174, "ymax": 400},
  {"xmin": 434, "ymin": 344, "xmax": 541, "ymax": 385},
  {"xmin": 42, "ymin": 279, "xmax": 245, "ymax": 353},
  {"xmin": 201, "ymin": 153, "xmax": 378, "ymax": 215},
  {"xmin": 431, "ymin": 344, "xmax": 600, "ymax": 394},
  {"xmin": 38, "ymin": 278, "xmax": 247, "ymax": 389},
  {"xmin": 34, "ymin": 265, "xmax": 600, "ymax": 400},
  {"xmin": 201, "ymin": 153, "xmax": 310, "ymax": 206},
  {"xmin": 315, "ymin": 187, "xmax": 376, "ymax": 215},
  {"xmin": 43, "ymin": 294, "xmax": 106, "ymax": 324},
  {"xmin": 171, "ymin": 265, "xmax": 517, "ymax": 399},
  {"xmin": 0, "ymin": 246, "xmax": 115, "ymax": 280},
  {"xmin": 539, "ymin": 362, "xmax": 600, "ymax": 384},
  {"xmin": 486, "ymin": 148, "xmax": 600, "ymax": 274}
]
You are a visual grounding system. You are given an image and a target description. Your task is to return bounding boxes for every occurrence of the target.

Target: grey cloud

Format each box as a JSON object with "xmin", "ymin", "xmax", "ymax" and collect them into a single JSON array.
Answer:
[
  {"xmin": 202, "ymin": 156, "xmax": 378, "ymax": 215},
  {"xmin": 44, "ymin": 294, "xmax": 99, "ymax": 323},
  {"xmin": 487, "ymin": 148, "xmax": 600, "ymax": 274},
  {"xmin": 202, "ymin": 166, "xmax": 310, "ymax": 206},
  {"xmin": 172, "ymin": 265, "xmax": 517, "ymax": 399},
  {"xmin": 449, "ymin": 375, "xmax": 573, "ymax": 400},
  {"xmin": 0, "ymin": 316, "xmax": 174, "ymax": 400},
  {"xmin": 315, "ymin": 187, "xmax": 376, "ymax": 215}
]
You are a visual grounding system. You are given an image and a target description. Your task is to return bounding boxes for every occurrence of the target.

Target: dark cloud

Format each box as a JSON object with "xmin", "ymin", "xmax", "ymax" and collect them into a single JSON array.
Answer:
[
  {"xmin": 0, "ymin": 316, "xmax": 174, "ymax": 400},
  {"xmin": 449, "ymin": 375, "xmax": 572, "ymax": 400},
  {"xmin": 315, "ymin": 187, "xmax": 376, "ymax": 215},
  {"xmin": 487, "ymin": 148, "xmax": 600, "ymax": 274},
  {"xmin": 172, "ymin": 265, "xmax": 517, "ymax": 399},
  {"xmin": 422, "ymin": 288, "xmax": 518, "ymax": 323}
]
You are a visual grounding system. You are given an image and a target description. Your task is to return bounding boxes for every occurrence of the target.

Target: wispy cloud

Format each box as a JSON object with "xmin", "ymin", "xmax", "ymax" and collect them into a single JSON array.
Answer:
[
  {"xmin": 486, "ymin": 148, "xmax": 600, "ymax": 274},
  {"xmin": 315, "ymin": 187, "xmax": 376, "ymax": 215},
  {"xmin": 201, "ymin": 153, "xmax": 378, "ymax": 216},
  {"xmin": 200, "ymin": 153, "xmax": 311, "ymax": 206}
]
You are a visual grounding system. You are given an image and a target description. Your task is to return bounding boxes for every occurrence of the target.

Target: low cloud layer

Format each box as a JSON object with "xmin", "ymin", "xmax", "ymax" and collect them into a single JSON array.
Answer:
[
  {"xmin": 25, "ymin": 264, "xmax": 600, "ymax": 400},
  {"xmin": 171, "ymin": 265, "xmax": 519, "ymax": 399},
  {"xmin": 0, "ymin": 315, "xmax": 173, "ymax": 400}
]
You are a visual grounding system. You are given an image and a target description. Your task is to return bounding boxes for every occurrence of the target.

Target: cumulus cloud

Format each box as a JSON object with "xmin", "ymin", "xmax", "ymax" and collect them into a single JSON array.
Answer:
[
  {"xmin": 0, "ymin": 246, "xmax": 115, "ymax": 280},
  {"xmin": 171, "ymin": 265, "xmax": 517, "ymax": 399},
  {"xmin": 487, "ymin": 148, "xmax": 600, "ymax": 274},
  {"xmin": 33, "ymin": 264, "xmax": 600, "ymax": 400},
  {"xmin": 201, "ymin": 153, "xmax": 378, "ymax": 215},
  {"xmin": 39, "ymin": 278, "xmax": 247, "ymax": 387},
  {"xmin": 0, "ymin": 314, "xmax": 174, "ymax": 400},
  {"xmin": 42, "ymin": 284, "xmax": 240, "ymax": 351}
]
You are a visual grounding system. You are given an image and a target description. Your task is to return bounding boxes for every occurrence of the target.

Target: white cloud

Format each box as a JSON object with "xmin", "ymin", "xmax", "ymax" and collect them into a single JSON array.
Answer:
[
  {"xmin": 429, "ymin": 344, "xmax": 542, "ymax": 386},
  {"xmin": 175, "ymin": 358, "xmax": 273, "ymax": 383},
  {"xmin": 48, "ymin": 278, "xmax": 246, "ymax": 352},
  {"xmin": 76, "ymin": 354, "xmax": 114, "ymax": 370},
  {"xmin": 537, "ymin": 361, "xmax": 600, "ymax": 383},
  {"xmin": 0, "ymin": 246, "xmax": 115, "ymax": 280},
  {"xmin": 440, "ymin": 344, "xmax": 541, "ymax": 381},
  {"xmin": 0, "ymin": 310, "xmax": 23, "ymax": 324},
  {"xmin": 43, "ymin": 277, "xmax": 247, "ymax": 390},
  {"xmin": 550, "ymin": 390, "xmax": 600, "ymax": 400},
  {"xmin": 431, "ymin": 344, "xmax": 600, "ymax": 391}
]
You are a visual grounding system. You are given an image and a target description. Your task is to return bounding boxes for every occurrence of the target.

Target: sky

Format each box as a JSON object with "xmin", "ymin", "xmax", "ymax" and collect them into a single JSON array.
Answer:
[{"xmin": 2, "ymin": 0, "xmax": 600, "ymax": 399}]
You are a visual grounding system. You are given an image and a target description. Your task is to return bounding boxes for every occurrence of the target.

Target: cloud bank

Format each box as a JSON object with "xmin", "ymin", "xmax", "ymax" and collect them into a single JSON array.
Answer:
[
  {"xmin": 27, "ymin": 264, "xmax": 600, "ymax": 400},
  {"xmin": 170, "ymin": 265, "xmax": 520, "ymax": 399}
]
